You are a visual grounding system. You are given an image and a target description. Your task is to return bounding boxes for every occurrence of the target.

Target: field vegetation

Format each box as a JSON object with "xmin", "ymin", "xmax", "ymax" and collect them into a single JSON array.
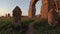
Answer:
[{"xmin": 0, "ymin": 17, "xmax": 60, "ymax": 34}]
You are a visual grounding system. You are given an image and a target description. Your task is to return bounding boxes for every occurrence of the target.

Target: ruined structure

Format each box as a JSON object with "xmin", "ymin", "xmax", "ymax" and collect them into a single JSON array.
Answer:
[
  {"xmin": 12, "ymin": 6, "xmax": 22, "ymax": 28},
  {"xmin": 40, "ymin": 0, "xmax": 48, "ymax": 19},
  {"xmin": 28, "ymin": 0, "xmax": 39, "ymax": 18},
  {"xmin": 48, "ymin": 8, "xmax": 58, "ymax": 26},
  {"xmin": 48, "ymin": 0, "xmax": 60, "ymax": 26},
  {"xmin": 40, "ymin": 0, "xmax": 59, "ymax": 19},
  {"xmin": 5, "ymin": 13, "xmax": 11, "ymax": 18},
  {"xmin": 5, "ymin": 14, "xmax": 7, "ymax": 17},
  {"xmin": 40, "ymin": 0, "xmax": 60, "ymax": 26},
  {"xmin": 8, "ymin": 13, "xmax": 10, "ymax": 17},
  {"xmin": 28, "ymin": 0, "xmax": 60, "ymax": 26}
]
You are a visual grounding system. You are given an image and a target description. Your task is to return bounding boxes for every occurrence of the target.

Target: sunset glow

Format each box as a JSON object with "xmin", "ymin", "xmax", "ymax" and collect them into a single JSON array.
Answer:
[
  {"xmin": 0, "ymin": 0, "xmax": 42, "ymax": 16},
  {"xmin": 0, "ymin": 9, "xmax": 7, "ymax": 16}
]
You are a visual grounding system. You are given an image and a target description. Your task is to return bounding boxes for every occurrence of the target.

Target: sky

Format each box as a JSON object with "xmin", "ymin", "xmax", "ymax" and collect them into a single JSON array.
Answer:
[{"xmin": 0, "ymin": 0, "xmax": 42, "ymax": 16}]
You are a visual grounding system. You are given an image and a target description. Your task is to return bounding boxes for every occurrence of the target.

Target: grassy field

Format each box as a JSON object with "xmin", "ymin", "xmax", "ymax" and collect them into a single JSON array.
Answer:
[
  {"xmin": 0, "ymin": 17, "xmax": 35, "ymax": 34},
  {"xmin": 33, "ymin": 20, "xmax": 60, "ymax": 34},
  {"xmin": 0, "ymin": 17, "xmax": 60, "ymax": 34}
]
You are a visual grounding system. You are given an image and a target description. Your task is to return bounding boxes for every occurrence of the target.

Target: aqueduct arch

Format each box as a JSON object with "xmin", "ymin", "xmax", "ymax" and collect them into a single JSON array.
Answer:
[
  {"xmin": 28, "ymin": 0, "xmax": 50, "ymax": 19},
  {"xmin": 28, "ymin": 0, "xmax": 39, "ymax": 18},
  {"xmin": 28, "ymin": 0, "xmax": 60, "ymax": 21},
  {"xmin": 28, "ymin": 0, "xmax": 60, "ymax": 25}
]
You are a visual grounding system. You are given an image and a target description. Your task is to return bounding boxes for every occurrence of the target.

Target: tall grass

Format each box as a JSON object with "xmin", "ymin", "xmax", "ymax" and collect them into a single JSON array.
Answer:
[
  {"xmin": 33, "ymin": 19, "xmax": 60, "ymax": 34},
  {"xmin": 0, "ymin": 18, "xmax": 60, "ymax": 34},
  {"xmin": 0, "ymin": 17, "xmax": 35, "ymax": 34}
]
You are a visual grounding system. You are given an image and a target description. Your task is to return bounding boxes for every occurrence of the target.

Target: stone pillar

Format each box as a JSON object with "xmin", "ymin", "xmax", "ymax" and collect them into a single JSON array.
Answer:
[
  {"xmin": 12, "ymin": 6, "xmax": 22, "ymax": 29},
  {"xmin": 48, "ymin": 0, "xmax": 58, "ymax": 26},
  {"xmin": 48, "ymin": 9, "xmax": 58, "ymax": 26},
  {"xmin": 8, "ymin": 13, "xmax": 10, "ymax": 17},
  {"xmin": 5, "ymin": 14, "xmax": 7, "ymax": 18},
  {"xmin": 28, "ymin": 0, "xmax": 39, "ymax": 18},
  {"xmin": 40, "ymin": 0, "xmax": 48, "ymax": 20}
]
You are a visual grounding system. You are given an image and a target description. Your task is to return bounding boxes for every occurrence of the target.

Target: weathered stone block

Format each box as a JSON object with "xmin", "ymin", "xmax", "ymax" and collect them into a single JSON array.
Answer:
[{"xmin": 12, "ymin": 6, "xmax": 22, "ymax": 27}]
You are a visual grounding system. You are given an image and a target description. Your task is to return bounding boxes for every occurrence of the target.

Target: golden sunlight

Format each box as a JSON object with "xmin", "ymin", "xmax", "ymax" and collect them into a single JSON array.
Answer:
[{"xmin": 0, "ymin": 9, "xmax": 7, "ymax": 16}]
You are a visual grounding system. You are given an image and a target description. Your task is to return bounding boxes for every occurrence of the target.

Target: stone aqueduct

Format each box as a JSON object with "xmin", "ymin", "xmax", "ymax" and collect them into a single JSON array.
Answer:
[
  {"xmin": 28, "ymin": 0, "xmax": 60, "ymax": 26},
  {"xmin": 28, "ymin": 0, "xmax": 60, "ymax": 19}
]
